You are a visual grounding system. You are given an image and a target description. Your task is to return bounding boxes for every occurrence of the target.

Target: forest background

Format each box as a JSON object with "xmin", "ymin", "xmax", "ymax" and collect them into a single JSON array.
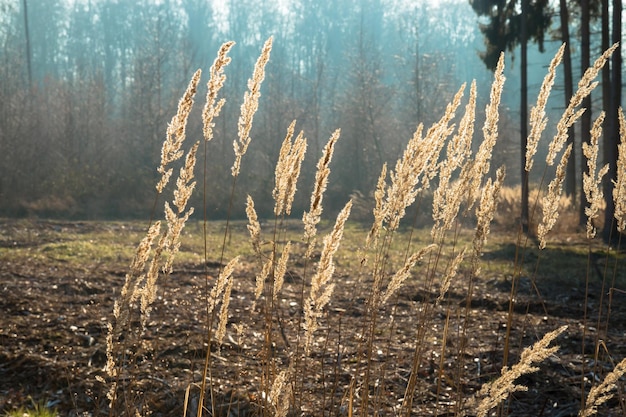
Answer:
[{"xmin": 0, "ymin": 0, "xmax": 622, "ymax": 221}]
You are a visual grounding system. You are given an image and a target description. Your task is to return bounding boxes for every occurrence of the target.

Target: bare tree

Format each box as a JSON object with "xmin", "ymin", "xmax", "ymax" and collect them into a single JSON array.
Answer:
[
  {"xmin": 602, "ymin": 0, "xmax": 622, "ymax": 242},
  {"xmin": 559, "ymin": 0, "xmax": 576, "ymax": 200},
  {"xmin": 21, "ymin": 0, "xmax": 30, "ymax": 87},
  {"xmin": 580, "ymin": 0, "xmax": 591, "ymax": 226},
  {"xmin": 469, "ymin": 0, "xmax": 553, "ymax": 233}
]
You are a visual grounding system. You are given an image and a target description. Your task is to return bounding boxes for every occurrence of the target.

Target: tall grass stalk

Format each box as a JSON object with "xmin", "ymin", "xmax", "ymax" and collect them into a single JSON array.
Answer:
[
  {"xmin": 502, "ymin": 41, "xmax": 613, "ymax": 384},
  {"xmin": 196, "ymin": 38, "xmax": 272, "ymax": 417},
  {"xmin": 100, "ymin": 68, "xmax": 202, "ymax": 417},
  {"xmin": 105, "ymin": 41, "xmax": 626, "ymax": 417},
  {"xmin": 603, "ymin": 109, "xmax": 626, "ymax": 359}
]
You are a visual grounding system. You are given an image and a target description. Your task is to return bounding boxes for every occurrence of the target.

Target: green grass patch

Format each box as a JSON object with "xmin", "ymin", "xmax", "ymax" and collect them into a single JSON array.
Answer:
[
  {"xmin": 4, "ymin": 218, "xmax": 621, "ymax": 290},
  {"xmin": 3, "ymin": 400, "xmax": 57, "ymax": 417}
]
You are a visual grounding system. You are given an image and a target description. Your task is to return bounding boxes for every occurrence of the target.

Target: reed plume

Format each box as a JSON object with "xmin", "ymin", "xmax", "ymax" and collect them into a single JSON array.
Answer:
[
  {"xmin": 157, "ymin": 70, "xmax": 201, "ymax": 193},
  {"xmin": 270, "ymin": 369, "xmax": 293, "ymax": 417},
  {"xmin": 246, "ymin": 194, "xmax": 262, "ymax": 256},
  {"xmin": 273, "ymin": 241, "xmax": 291, "ymax": 301},
  {"xmin": 112, "ymin": 221, "xmax": 162, "ymax": 336},
  {"xmin": 208, "ymin": 256, "xmax": 239, "ymax": 316},
  {"xmin": 431, "ymin": 81, "xmax": 476, "ymax": 240},
  {"xmin": 203, "ymin": 41, "xmax": 235, "ymax": 143},
  {"xmin": 438, "ymin": 247, "xmax": 467, "ymax": 303},
  {"xmin": 382, "ymin": 243, "xmax": 437, "ymax": 304},
  {"xmin": 165, "ymin": 141, "xmax": 198, "ymax": 268},
  {"xmin": 614, "ymin": 107, "xmax": 626, "ymax": 232},
  {"xmin": 466, "ymin": 53, "xmax": 505, "ymax": 210},
  {"xmin": 579, "ymin": 358, "xmax": 626, "ymax": 417},
  {"xmin": 273, "ymin": 120, "xmax": 307, "ymax": 216},
  {"xmin": 387, "ymin": 85, "xmax": 463, "ymax": 234},
  {"xmin": 476, "ymin": 326, "xmax": 567, "ymax": 417},
  {"xmin": 365, "ymin": 162, "xmax": 388, "ymax": 251},
  {"xmin": 474, "ymin": 166, "xmax": 505, "ymax": 259},
  {"xmin": 256, "ymin": 251, "xmax": 274, "ymax": 301},
  {"xmin": 139, "ymin": 233, "xmax": 167, "ymax": 327},
  {"xmin": 547, "ymin": 43, "xmax": 617, "ymax": 166},
  {"xmin": 526, "ymin": 44, "xmax": 565, "ymax": 172},
  {"xmin": 538, "ymin": 144, "xmax": 572, "ymax": 249},
  {"xmin": 216, "ymin": 272, "xmax": 234, "ymax": 346},
  {"xmin": 232, "ymin": 37, "xmax": 273, "ymax": 177},
  {"xmin": 582, "ymin": 112, "xmax": 609, "ymax": 239},
  {"xmin": 304, "ymin": 200, "xmax": 352, "ymax": 354},
  {"xmin": 385, "ymin": 122, "xmax": 430, "ymax": 233},
  {"xmin": 303, "ymin": 129, "xmax": 340, "ymax": 243}
]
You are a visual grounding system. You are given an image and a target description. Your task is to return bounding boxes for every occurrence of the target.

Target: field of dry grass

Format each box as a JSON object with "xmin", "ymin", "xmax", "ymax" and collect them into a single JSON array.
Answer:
[{"xmin": 1, "ymin": 39, "xmax": 626, "ymax": 417}]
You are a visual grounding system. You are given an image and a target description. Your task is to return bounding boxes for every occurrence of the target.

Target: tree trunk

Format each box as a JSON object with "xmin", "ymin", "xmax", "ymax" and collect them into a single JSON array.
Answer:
[
  {"xmin": 580, "ymin": 0, "xmax": 591, "ymax": 226},
  {"xmin": 603, "ymin": 0, "xmax": 622, "ymax": 242},
  {"xmin": 22, "ymin": 0, "xmax": 32, "ymax": 88},
  {"xmin": 560, "ymin": 0, "xmax": 576, "ymax": 200},
  {"xmin": 601, "ymin": 0, "xmax": 611, "ymax": 120},
  {"xmin": 521, "ymin": 0, "xmax": 529, "ymax": 233}
]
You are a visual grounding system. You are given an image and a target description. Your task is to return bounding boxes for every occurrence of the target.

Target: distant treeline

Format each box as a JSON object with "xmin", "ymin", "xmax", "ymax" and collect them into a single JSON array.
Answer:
[{"xmin": 0, "ymin": 0, "xmax": 541, "ymax": 219}]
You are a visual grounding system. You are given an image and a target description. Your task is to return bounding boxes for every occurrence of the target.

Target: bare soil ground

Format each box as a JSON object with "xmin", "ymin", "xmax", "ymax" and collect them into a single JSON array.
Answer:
[{"xmin": 1, "ymin": 219, "xmax": 625, "ymax": 416}]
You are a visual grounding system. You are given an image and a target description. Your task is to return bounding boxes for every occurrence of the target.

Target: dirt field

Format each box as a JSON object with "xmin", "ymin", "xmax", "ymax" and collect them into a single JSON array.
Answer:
[{"xmin": 1, "ymin": 219, "xmax": 625, "ymax": 416}]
